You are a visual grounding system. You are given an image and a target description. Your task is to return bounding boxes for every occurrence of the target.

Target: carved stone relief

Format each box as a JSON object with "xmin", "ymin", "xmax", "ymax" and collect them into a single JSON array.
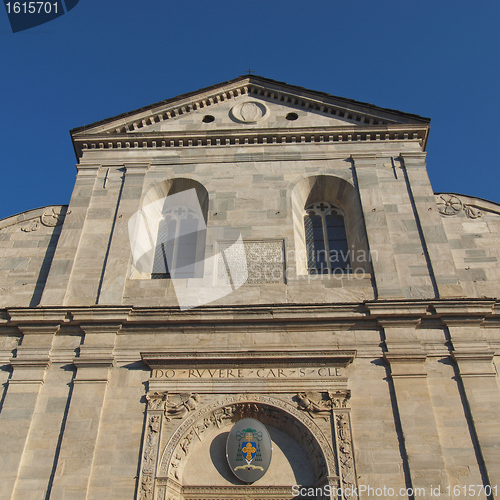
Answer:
[
  {"xmin": 334, "ymin": 412, "xmax": 358, "ymax": 500},
  {"xmin": 41, "ymin": 207, "xmax": 66, "ymax": 227},
  {"xmin": 20, "ymin": 219, "xmax": 40, "ymax": 232},
  {"xmin": 138, "ymin": 391, "xmax": 357, "ymax": 500},
  {"xmin": 436, "ymin": 194, "xmax": 483, "ymax": 219},
  {"xmin": 20, "ymin": 207, "xmax": 66, "ymax": 232},
  {"xmin": 230, "ymin": 101, "xmax": 269, "ymax": 123},
  {"xmin": 146, "ymin": 392, "xmax": 200, "ymax": 421},
  {"xmin": 157, "ymin": 394, "xmax": 337, "ymax": 483},
  {"xmin": 139, "ymin": 414, "xmax": 162, "ymax": 500},
  {"xmin": 295, "ymin": 390, "xmax": 351, "ymax": 417},
  {"xmin": 217, "ymin": 240, "xmax": 284, "ymax": 284}
]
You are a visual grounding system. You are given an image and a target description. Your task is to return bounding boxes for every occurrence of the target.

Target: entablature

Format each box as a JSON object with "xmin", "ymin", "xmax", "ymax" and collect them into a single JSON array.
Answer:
[
  {"xmin": 1, "ymin": 299, "xmax": 497, "ymax": 331},
  {"xmin": 74, "ymin": 124, "xmax": 428, "ymax": 159}
]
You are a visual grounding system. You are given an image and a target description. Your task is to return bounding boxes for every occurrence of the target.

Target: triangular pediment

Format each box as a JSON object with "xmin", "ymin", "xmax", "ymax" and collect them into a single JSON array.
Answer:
[{"xmin": 72, "ymin": 75, "xmax": 429, "ymax": 138}]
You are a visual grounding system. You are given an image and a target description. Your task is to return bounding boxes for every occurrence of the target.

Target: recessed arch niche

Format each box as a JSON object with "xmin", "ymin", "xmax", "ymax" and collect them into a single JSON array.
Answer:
[
  {"xmin": 129, "ymin": 177, "xmax": 209, "ymax": 278},
  {"xmin": 291, "ymin": 175, "xmax": 370, "ymax": 276},
  {"xmin": 142, "ymin": 178, "xmax": 209, "ymax": 222},
  {"xmin": 154, "ymin": 396, "xmax": 338, "ymax": 500}
]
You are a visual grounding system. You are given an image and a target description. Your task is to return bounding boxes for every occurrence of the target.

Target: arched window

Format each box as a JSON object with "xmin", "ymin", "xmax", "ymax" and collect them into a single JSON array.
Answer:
[
  {"xmin": 304, "ymin": 202, "xmax": 350, "ymax": 274},
  {"xmin": 152, "ymin": 204, "xmax": 206, "ymax": 279}
]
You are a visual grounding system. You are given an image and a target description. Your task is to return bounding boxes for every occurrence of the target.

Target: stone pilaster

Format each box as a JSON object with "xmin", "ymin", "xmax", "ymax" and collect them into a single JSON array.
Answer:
[
  {"xmin": 97, "ymin": 163, "xmax": 148, "ymax": 304},
  {"xmin": 381, "ymin": 318, "xmax": 452, "ymax": 498},
  {"xmin": 331, "ymin": 391, "xmax": 358, "ymax": 500},
  {"xmin": 351, "ymin": 154, "xmax": 404, "ymax": 299},
  {"xmin": 0, "ymin": 328, "xmax": 19, "ymax": 405},
  {"xmin": 445, "ymin": 317, "xmax": 500, "ymax": 489},
  {"xmin": 49, "ymin": 323, "xmax": 119, "ymax": 500},
  {"xmin": 64, "ymin": 165, "xmax": 127, "ymax": 306},
  {"xmin": 0, "ymin": 323, "xmax": 58, "ymax": 500},
  {"xmin": 40, "ymin": 166, "xmax": 100, "ymax": 306},
  {"xmin": 138, "ymin": 394, "xmax": 164, "ymax": 500},
  {"xmin": 12, "ymin": 330, "xmax": 82, "ymax": 500},
  {"xmin": 400, "ymin": 152, "xmax": 463, "ymax": 298}
]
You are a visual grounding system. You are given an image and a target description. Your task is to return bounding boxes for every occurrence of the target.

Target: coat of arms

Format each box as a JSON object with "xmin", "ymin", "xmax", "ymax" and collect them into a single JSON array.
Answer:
[
  {"xmin": 226, "ymin": 417, "xmax": 272, "ymax": 482},
  {"xmin": 234, "ymin": 428, "xmax": 264, "ymax": 471}
]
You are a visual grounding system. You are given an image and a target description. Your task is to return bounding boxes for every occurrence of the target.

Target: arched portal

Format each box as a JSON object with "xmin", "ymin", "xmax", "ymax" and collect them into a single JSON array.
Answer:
[{"xmin": 150, "ymin": 395, "xmax": 341, "ymax": 500}]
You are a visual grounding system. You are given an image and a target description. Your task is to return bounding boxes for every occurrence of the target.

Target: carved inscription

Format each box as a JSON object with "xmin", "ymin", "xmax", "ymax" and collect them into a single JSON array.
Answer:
[{"xmin": 152, "ymin": 367, "xmax": 342, "ymax": 380}]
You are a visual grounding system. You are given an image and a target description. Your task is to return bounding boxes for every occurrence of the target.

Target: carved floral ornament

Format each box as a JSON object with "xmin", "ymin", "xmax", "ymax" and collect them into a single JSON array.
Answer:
[
  {"xmin": 165, "ymin": 395, "xmax": 332, "ymax": 473},
  {"xmin": 436, "ymin": 194, "xmax": 483, "ymax": 219}
]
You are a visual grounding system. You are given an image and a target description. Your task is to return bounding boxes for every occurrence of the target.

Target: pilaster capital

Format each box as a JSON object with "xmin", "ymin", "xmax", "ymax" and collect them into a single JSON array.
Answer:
[
  {"xmin": 384, "ymin": 352, "xmax": 427, "ymax": 378},
  {"xmin": 350, "ymin": 153, "xmax": 377, "ymax": 166},
  {"xmin": 433, "ymin": 300, "xmax": 494, "ymax": 320},
  {"xmin": 7, "ymin": 307, "xmax": 68, "ymax": 325},
  {"xmin": 399, "ymin": 152, "xmax": 427, "ymax": 165},
  {"xmin": 73, "ymin": 356, "xmax": 114, "ymax": 383},
  {"xmin": 76, "ymin": 164, "xmax": 100, "ymax": 176},
  {"xmin": 366, "ymin": 301, "xmax": 428, "ymax": 318},
  {"xmin": 16, "ymin": 323, "xmax": 61, "ymax": 336},
  {"xmin": 9, "ymin": 356, "xmax": 51, "ymax": 383},
  {"xmin": 79, "ymin": 322, "xmax": 123, "ymax": 335},
  {"xmin": 123, "ymin": 162, "xmax": 149, "ymax": 173},
  {"xmin": 71, "ymin": 306, "xmax": 131, "ymax": 324},
  {"xmin": 451, "ymin": 352, "xmax": 496, "ymax": 377},
  {"xmin": 377, "ymin": 317, "xmax": 422, "ymax": 329}
]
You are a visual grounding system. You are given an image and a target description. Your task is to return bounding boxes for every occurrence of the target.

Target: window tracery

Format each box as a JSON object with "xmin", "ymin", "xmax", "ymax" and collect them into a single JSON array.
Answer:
[{"xmin": 304, "ymin": 202, "xmax": 350, "ymax": 274}]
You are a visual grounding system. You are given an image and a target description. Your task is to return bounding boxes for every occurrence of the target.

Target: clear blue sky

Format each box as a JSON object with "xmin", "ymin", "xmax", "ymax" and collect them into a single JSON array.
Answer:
[{"xmin": 1, "ymin": 0, "xmax": 499, "ymax": 220}]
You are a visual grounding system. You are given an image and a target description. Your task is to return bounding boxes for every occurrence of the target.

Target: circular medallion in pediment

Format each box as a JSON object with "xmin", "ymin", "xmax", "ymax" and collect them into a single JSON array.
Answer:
[{"xmin": 230, "ymin": 101, "xmax": 269, "ymax": 123}]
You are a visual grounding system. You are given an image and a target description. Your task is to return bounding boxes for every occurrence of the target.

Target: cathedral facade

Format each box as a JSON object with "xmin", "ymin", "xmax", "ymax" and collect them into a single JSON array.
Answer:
[{"xmin": 0, "ymin": 75, "xmax": 499, "ymax": 500}]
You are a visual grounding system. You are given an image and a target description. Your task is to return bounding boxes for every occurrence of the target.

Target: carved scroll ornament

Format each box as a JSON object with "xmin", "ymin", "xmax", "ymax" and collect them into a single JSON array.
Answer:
[
  {"xmin": 295, "ymin": 390, "xmax": 351, "ymax": 417},
  {"xmin": 436, "ymin": 194, "xmax": 483, "ymax": 219},
  {"xmin": 20, "ymin": 208, "xmax": 66, "ymax": 232},
  {"xmin": 146, "ymin": 392, "xmax": 200, "ymax": 420}
]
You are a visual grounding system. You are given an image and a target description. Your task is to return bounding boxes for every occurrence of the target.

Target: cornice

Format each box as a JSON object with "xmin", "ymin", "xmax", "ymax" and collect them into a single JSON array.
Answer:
[
  {"xmin": 141, "ymin": 349, "xmax": 356, "ymax": 369},
  {"xmin": 73, "ymin": 124, "xmax": 428, "ymax": 159},
  {"xmin": 1, "ymin": 299, "xmax": 498, "ymax": 330}
]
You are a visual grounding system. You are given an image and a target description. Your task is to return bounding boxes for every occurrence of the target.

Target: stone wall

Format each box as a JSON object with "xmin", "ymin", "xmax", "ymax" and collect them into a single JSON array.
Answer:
[
  {"xmin": 438, "ymin": 193, "xmax": 500, "ymax": 298},
  {"xmin": 0, "ymin": 205, "xmax": 66, "ymax": 307}
]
